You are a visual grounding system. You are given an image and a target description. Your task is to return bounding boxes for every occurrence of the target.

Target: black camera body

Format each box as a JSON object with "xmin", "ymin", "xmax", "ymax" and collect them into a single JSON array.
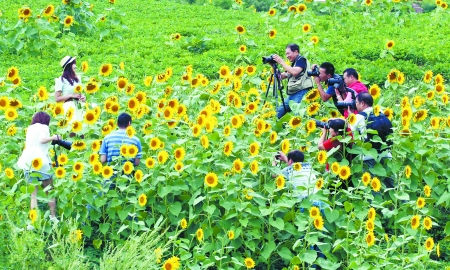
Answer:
[
  {"xmin": 328, "ymin": 76, "xmax": 345, "ymax": 89},
  {"xmin": 51, "ymin": 139, "xmax": 72, "ymax": 150},
  {"xmin": 262, "ymin": 54, "xmax": 277, "ymax": 65},
  {"xmin": 334, "ymin": 87, "xmax": 357, "ymax": 111},
  {"xmin": 307, "ymin": 66, "xmax": 320, "ymax": 77}
]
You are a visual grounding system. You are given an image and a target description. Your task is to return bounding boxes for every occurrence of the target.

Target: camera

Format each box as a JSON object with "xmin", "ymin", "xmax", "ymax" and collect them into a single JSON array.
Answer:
[
  {"xmin": 307, "ymin": 66, "xmax": 320, "ymax": 77},
  {"xmin": 275, "ymin": 154, "xmax": 281, "ymax": 160},
  {"xmin": 315, "ymin": 120, "xmax": 330, "ymax": 130},
  {"xmin": 328, "ymin": 76, "xmax": 345, "ymax": 89},
  {"xmin": 262, "ymin": 54, "xmax": 277, "ymax": 65},
  {"xmin": 51, "ymin": 139, "xmax": 72, "ymax": 150},
  {"xmin": 335, "ymin": 101, "xmax": 357, "ymax": 111}
]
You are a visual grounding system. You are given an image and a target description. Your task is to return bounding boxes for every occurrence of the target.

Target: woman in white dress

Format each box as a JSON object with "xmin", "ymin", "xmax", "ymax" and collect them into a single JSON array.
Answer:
[
  {"xmin": 17, "ymin": 112, "xmax": 61, "ymax": 222},
  {"xmin": 55, "ymin": 56, "xmax": 86, "ymax": 137}
]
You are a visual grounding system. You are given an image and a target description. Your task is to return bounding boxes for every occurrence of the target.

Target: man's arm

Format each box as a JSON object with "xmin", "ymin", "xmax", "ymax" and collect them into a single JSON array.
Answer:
[
  {"xmin": 134, "ymin": 158, "xmax": 140, "ymax": 166},
  {"xmin": 100, "ymin": 154, "xmax": 107, "ymax": 164},
  {"xmin": 314, "ymin": 76, "xmax": 333, "ymax": 102},
  {"xmin": 272, "ymin": 55, "xmax": 303, "ymax": 77},
  {"xmin": 318, "ymin": 129, "xmax": 328, "ymax": 150}
]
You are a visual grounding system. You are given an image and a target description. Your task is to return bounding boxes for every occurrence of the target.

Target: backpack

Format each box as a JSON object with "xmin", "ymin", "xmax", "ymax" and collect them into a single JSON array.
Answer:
[
  {"xmin": 358, "ymin": 111, "xmax": 393, "ymax": 152},
  {"xmin": 286, "ymin": 56, "xmax": 313, "ymax": 95}
]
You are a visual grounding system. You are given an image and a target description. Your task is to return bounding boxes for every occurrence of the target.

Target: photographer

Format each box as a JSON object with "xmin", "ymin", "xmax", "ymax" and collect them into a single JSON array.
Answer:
[
  {"xmin": 272, "ymin": 44, "xmax": 313, "ymax": 119},
  {"xmin": 17, "ymin": 112, "xmax": 61, "ymax": 226},
  {"xmin": 335, "ymin": 68, "xmax": 368, "ymax": 118},
  {"xmin": 349, "ymin": 93, "xmax": 394, "ymax": 190},
  {"xmin": 273, "ymin": 150, "xmax": 319, "ymax": 200},
  {"xmin": 311, "ymin": 62, "xmax": 340, "ymax": 102},
  {"xmin": 318, "ymin": 119, "xmax": 352, "ymax": 170}
]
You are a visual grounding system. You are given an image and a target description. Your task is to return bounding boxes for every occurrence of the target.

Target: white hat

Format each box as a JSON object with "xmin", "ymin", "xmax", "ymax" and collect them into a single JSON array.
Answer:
[{"xmin": 60, "ymin": 56, "xmax": 76, "ymax": 69}]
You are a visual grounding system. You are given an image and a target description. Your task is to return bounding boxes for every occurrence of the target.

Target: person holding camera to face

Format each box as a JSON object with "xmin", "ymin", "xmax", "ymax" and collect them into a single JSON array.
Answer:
[
  {"xmin": 271, "ymin": 44, "xmax": 313, "ymax": 119},
  {"xmin": 349, "ymin": 93, "xmax": 394, "ymax": 190},
  {"xmin": 17, "ymin": 112, "xmax": 62, "ymax": 227},
  {"xmin": 335, "ymin": 68, "xmax": 368, "ymax": 118},
  {"xmin": 317, "ymin": 119, "xmax": 353, "ymax": 170},
  {"xmin": 310, "ymin": 62, "xmax": 341, "ymax": 102}
]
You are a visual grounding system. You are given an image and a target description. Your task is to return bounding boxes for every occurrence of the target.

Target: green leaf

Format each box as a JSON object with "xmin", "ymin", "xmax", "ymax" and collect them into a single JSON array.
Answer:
[
  {"xmin": 99, "ymin": 223, "xmax": 110, "ymax": 235},
  {"xmin": 436, "ymin": 192, "xmax": 450, "ymax": 206},
  {"xmin": 299, "ymin": 249, "xmax": 317, "ymax": 264},
  {"xmin": 93, "ymin": 239, "xmax": 102, "ymax": 249},
  {"xmin": 169, "ymin": 201, "xmax": 182, "ymax": 216},
  {"xmin": 269, "ymin": 217, "xmax": 285, "ymax": 230},
  {"xmin": 118, "ymin": 210, "xmax": 129, "ymax": 221},
  {"xmin": 82, "ymin": 225, "xmax": 92, "ymax": 238},
  {"xmin": 117, "ymin": 224, "xmax": 128, "ymax": 234},
  {"xmin": 325, "ymin": 208, "xmax": 340, "ymax": 223},
  {"xmin": 278, "ymin": 247, "xmax": 294, "ymax": 260},
  {"xmin": 369, "ymin": 163, "xmax": 386, "ymax": 177},
  {"xmin": 260, "ymin": 242, "xmax": 276, "ymax": 260},
  {"xmin": 423, "ymin": 172, "xmax": 436, "ymax": 187}
]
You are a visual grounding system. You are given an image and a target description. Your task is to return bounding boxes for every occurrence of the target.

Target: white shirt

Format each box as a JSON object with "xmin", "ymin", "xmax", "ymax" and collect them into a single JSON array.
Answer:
[
  {"xmin": 282, "ymin": 163, "xmax": 318, "ymax": 200},
  {"xmin": 17, "ymin": 123, "xmax": 52, "ymax": 173},
  {"xmin": 54, "ymin": 76, "xmax": 82, "ymax": 97}
]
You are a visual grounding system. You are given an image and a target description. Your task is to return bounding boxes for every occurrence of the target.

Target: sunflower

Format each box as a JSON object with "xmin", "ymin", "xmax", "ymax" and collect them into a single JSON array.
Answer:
[
  {"xmin": 435, "ymin": 84, "xmax": 445, "ymax": 95},
  {"xmin": 417, "ymin": 197, "xmax": 426, "ymax": 208},
  {"xmin": 31, "ymin": 158, "xmax": 43, "ymax": 171},
  {"xmin": 29, "ymin": 209, "xmax": 37, "ymax": 224},
  {"xmin": 230, "ymin": 115, "xmax": 243, "ymax": 129},
  {"xmin": 386, "ymin": 40, "xmax": 395, "ymax": 50},
  {"xmin": 219, "ymin": 65, "xmax": 231, "ymax": 78},
  {"xmin": 57, "ymin": 154, "xmax": 68, "ymax": 165},
  {"xmin": 362, "ymin": 172, "xmax": 371, "ymax": 186},
  {"xmin": 99, "ymin": 64, "xmax": 113, "ymax": 76},
  {"xmin": 248, "ymin": 142, "xmax": 260, "ymax": 157},
  {"xmin": 413, "ymin": 109, "xmax": 428, "ymax": 122},
  {"xmin": 5, "ymin": 168, "xmax": 14, "ymax": 179},
  {"xmin": 232, "ymin": 158, "xmax": 244, "ymax": 174},
  {"xmin": 423, "ymin": 216, "xmax": 433, "ymax": 231},
  {"xmin": 79, "ymin": 61, "xmax": 88, "ymax": 73},
  {"xmin": 309, "ymin": 206, "xmax": 320, "ymax": 219},
  {"xmin": 442, "ymin": 94, "xmax": 449, "ymax": 104},
  {"xmin": 200, "ymin": 135, "xmax": 209, "ymax": 149},
  {"xmin": 12, "ymin": 77, "xmax": 21, "ymax": 86},
  {"xmin": 227, "ymin": 230, "xmax": 235, "ymax": 240},
  {"xmin": 102, "ymin": 165, "xmax": 114, "ymax": 179},
  {"xmin": 317, "ymin": 150, "xmax": 327, "ymax": 165},
  {"xmin": 435, "ymin": 74, "xmax": 444, "ymax": 85},
  {"xmin": 73, "ymin": 162, "xmax": 84, "ymax": 173},
  {"xmin": 268, "ymin": 8, "xmax": 276, "ymax": 16},
  {"xmin": 138, "ymin": 194, "xmax": 147, "ymax": 207},
  {"xmin": 63, "ymin": 15, "xmax": 74, "ymax": 27},
  {"xmin": 442, "ymin": 2, "xmax": 449, "ymax": 9},
  {"xmin": 192, "ymin": 124, "xmax": 202, "ymax": 137},
  {"xmin": 307, "ymin": 102, "xmax": 320, "ymax": 116},
  {"xmin": 292, "ymin": 163, "xmax": 302, "ymax": 172},
  {"xmin": 401, "ymin": 107, "xmax": 412, "ymax": 120},
  {"xmin": 365, "ymin": 0, "xmax": 372, "ymax": 6},
  {"xmin": 314, "ymin": 216, "xmax": 324, "ymax": 230},
  {"xmin": 179, "ymin": 218, "xmax": 188, "ymax": 229},
  {"xmin": 411, "ymin": 215, "xmax": 421, "ymax": 229},
  {"xmin": 310, "ymin": 35, "xmax": 319, "ymax": 45},
  {"xmin": 89, "ymin": 153, "xmax": 99, "ymax": 164},
  {"xmin": 174, "ymin": 147, "xmax": 186, "ymax": 161},
  {"xmin": 85, "ymin": 81, "xmax": 99, "ymax": 94},
  {"xmin": 235, "ymin": 25, "xmax": 246, "ymax": 34},
  {"xmin": 145, "ymin": 157, "xmax": 155, "ymax": 169},
  {"xmin": 288, "ymin": 117, "xmax": 302, "ymax": 129},
  {"xmin": 371, "ymin": 177, "xmax": 381, "ymax": 192},
  {"xmin": 366, "ymin": 219, "xmax": 375, "ymax": 232},
  {"xmin": 6, "ymin": 124, "xmax": 17, "ymax": 136},
  {"xmin": 6, "ymin": 67, "xmax": 19, "ymax": 81},
  {"xmin": 339, "ymin": 165, "xmax": 351, "ymax": 180},
  {"xmin": 171, "ymin": 33, "xmax": 181, "ymax": 40},
  {"xmin": 5, "ymin": 108, "xmax": 18, "ymax": 121},
  {"xmin": 269, "ymin": 29, "xmax": 276, "ymax": 39},
  {"xmin": 54, "ymin": 167, "xmax": 66, "ymax": 179},
  {"xmin": 325, "ymin": 162, "xmax": 338, "ymax": 175},
  {"xmin": 280, "ymin": 139, "xmax": 290, "ymax": 154},
  {"xmin": 162, "ymin": 257, "xmax": 181, "ymax": 270},
  {"xmin": 157, "ymin": 150, "xmax": 169, "ymax": 164},
  {"xmin": 70, "ymin": 121, "xmax": 82, "ymax": 133},
  {"xmin": 425, "ymin": 237, "xmax": 435, "ymax": 252},
  {"xmin": 304, "ymin": 89, "xmax": 320, "ymax": 102},
  {"xmin": 123, "ymin": 161, "xmax": 134, "ymax": 175},
  {"xmin": 302, "ymin": 23, "xmax": 311, "ymax": 33},
  {"xmin": 431, "ymin": 117, "xmax": 441, "ymax": 129},
  {"xmin": 269, "ymin": 131, "xmax": 278, "ymax": 144},
  {"xmin": 421, "ymin": 70, "xmax": 433, "ymax": 84},
  {"xmin": 383, "ymin": 108, "xmax": 394, "ymax": 121},
  {"xmin": 369, "ymin": 84, "xmax": 381, "ymax": 99},
  {"xmin": 424, "ymin": 185, "xmax": 431, "ymax": 197},
  {"xmin": 397, "ymin": 72, "xmax": 405, "ymax": 84},
  {"xmin": 276, "ymin": 175, "xmax": 285, "ymax": 189},
  {"xmin": 298, "ymin": 3, "xmax": 307, "ymax": 13},
  {"xmin": 387, "ymin": 69, "xmax": 399, "ymax": 83},
  {"xmin": 314, "ymin": 178, "xmax": 324, "ymax": 190},
  {"xmin": 248, "ymin": 160, "xmax": 259, "ymax": 175},
  {"xmin": 368, "ymin": 207, "xmax": 376, "ymax": 220},
  {"xmin": 92, "ymin": 161, "xmax": 102, "ymax": 175},
  {"xmin": 366, "ymin": 232, "xmax": 375, "ymax": 247},
  {"xmin": 196, "ymin": 228, "xmax": 204, "ymax": 241},
  {"xmin": 238, "ymin": 44, "xmax": 247, "ymax": 53},
  {"xmin": 116, "ymin": 77, "xmax": 128, "ymax": 89},
  {"xmin": 288, "ymin": 5, "xmax": 298, "ymax": 12},
  {"xmin": 204, "ymin": 172, "xmax": 218, "ymax": 187},
  {"xmin": 243, "ymin": 188, "xmax": 254, "ymax": 200}
]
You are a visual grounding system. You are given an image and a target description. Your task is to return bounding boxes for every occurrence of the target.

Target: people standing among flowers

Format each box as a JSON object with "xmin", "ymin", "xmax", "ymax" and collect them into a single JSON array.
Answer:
[
  {"xmin": 54, "ymin": 56, "xmax": 86, "ymax": 136},
  {"xmin": 318, "ymin": 118, "xmax": 353, "ymax": 171},
  {"xmin": 335, "ymin": 68, "xmax": 368, "ymax": 118},
  {"xmin": 17, "ymin": 112, "xmax": 61, "ymax": 226},
  {"xmin": 272, "ymin": 43, "xmax": 314, "ymax": 119}
]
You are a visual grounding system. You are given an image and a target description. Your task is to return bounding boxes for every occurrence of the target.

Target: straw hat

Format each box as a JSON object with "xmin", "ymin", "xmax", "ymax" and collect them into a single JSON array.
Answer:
[{"xmin": 60, "ymin": 56, "xmax": 76, "ymax": 69}]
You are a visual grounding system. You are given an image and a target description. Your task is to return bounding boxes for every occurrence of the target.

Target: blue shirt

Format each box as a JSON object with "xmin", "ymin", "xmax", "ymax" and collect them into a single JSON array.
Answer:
[
  {"xmin": 99, "ymin": 129, "xmax": 143, "ymax": 164},
  {"xmin": 325, "ymin": 74, "xmax": 342, "ymax": 95}
]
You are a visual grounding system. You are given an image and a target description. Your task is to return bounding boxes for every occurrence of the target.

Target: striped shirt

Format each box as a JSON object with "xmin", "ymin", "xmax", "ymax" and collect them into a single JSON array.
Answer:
[{"xmin": 99, "ymin": 129, "xmax": 142, "ymax": 164}]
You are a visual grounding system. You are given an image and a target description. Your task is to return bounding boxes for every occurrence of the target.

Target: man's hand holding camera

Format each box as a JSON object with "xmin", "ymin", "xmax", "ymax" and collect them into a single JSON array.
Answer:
[{"xmin": 272, "ymin": 54, "xmax": 302, "ymax": 79}]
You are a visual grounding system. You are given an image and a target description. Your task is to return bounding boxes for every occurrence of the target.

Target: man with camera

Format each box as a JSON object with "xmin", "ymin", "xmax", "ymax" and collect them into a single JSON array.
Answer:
[
  {"xmin": 310, "ymin": 62, "xmax": 340, "ymax": 102},
  {"xmin": 349, "ymin": 93, "xmax": 394, "ymax": 189},
  {"xmin": 335, "ymin": 68, "xmax": 368, "ymax": 118},
  {"xmin": 272, "ymin": 43, "xmax": 313, "ymax": 119}
]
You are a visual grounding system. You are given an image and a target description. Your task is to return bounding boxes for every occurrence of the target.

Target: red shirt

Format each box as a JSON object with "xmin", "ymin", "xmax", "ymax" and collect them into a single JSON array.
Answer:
[{"xmin": 343, "ymin": 81, "xmax": 368, "ymax": 118}]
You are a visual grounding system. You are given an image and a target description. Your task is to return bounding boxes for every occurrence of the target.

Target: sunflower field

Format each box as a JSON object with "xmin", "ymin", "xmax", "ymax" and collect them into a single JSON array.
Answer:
[{"xmin": 1, "ymin": 0, "xmax": 450, "ymax": 269}]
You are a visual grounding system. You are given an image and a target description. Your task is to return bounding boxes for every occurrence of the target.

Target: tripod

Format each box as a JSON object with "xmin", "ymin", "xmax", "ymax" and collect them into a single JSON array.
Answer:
[{"xmin": 264, "ymin": 62, "xmax": 287, "ymax": 112}]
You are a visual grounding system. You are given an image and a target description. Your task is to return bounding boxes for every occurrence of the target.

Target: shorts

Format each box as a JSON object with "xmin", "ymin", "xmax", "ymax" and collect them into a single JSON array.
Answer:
[{"xmin": 25, "ymin": 170, "xmax": 53, "ymax": 183}]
